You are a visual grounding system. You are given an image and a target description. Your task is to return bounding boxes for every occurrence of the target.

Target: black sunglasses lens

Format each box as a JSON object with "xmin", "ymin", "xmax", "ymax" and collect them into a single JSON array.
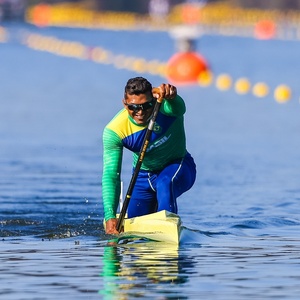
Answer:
[
  {"xmin": 127, "ymin": 104, "xmax": 139, "ymax": 111},
  {"xmin": 142, "ymin": 102, "xmax": 153, "ymax": 110},
  {"xmin": 127, "ymin": 101, "xmax": 154, "ymax": 112}
]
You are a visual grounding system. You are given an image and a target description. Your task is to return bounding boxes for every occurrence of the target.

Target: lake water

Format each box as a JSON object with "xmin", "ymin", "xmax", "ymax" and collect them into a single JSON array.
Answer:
[{"xmin": 1, "ymin": 22, "xmax": 300, "ymax": 299}]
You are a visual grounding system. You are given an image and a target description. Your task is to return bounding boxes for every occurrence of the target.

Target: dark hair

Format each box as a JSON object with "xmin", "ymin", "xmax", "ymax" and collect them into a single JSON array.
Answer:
[{"xmin": 124, "ymin": 77, "xmax": 152, "ymax": 99}]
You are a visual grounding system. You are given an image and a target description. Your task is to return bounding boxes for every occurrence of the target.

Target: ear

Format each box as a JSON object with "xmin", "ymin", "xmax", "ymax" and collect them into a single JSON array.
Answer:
[{"xmin": 122, "ymin": 99, "xmax": 127, "ymax": 109}]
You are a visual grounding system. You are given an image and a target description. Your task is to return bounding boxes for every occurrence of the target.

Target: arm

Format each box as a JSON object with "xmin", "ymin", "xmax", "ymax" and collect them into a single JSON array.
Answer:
[
  {"xmin": 153, "ymin": 83, "xmax": 186, "ymax": 116},
  {"xmin": 162, "ymin": 94, "xmax": 186, "ymax": 116},
  {"xmin": 102, "ymin": 127, "xmax": 123, "ymax": 233}
]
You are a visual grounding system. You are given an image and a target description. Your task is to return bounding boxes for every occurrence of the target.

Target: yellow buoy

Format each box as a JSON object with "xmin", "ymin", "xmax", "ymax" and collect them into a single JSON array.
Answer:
[
  {"xmin": 198, "ymin": 70, "xmax": 213, "ymax": 87},
  {"xmin": 252, "ymin": 82, "xmax": 269, "ymax": 98},
  {"xmin": 274, "ymin": 84, "xmax": 292, "ymax": 103},
  {"xmin": 216, "ymin": 74, "xmax": 232, "ymax": 91},
  {"xmin": 235, "ymin": 78, "xmax": 251, "ymax": 94}
]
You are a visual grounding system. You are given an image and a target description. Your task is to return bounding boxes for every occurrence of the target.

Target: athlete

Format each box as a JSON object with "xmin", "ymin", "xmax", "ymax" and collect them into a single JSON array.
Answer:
[{"xmin": 102, "ymin": 77, "xmax": 196, "ymax": 234}]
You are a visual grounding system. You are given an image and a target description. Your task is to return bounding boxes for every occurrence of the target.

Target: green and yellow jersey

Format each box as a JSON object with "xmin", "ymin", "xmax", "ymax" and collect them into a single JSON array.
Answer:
[{"xmin": 102, "ymin": 95, "xmax": 187, "ymax": 221}]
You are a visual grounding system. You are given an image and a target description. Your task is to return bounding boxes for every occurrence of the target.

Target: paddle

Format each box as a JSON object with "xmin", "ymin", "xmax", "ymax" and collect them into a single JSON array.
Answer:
[{"xmin": 116, "ymin": 87, "xmax": 163, "ymax": 232}]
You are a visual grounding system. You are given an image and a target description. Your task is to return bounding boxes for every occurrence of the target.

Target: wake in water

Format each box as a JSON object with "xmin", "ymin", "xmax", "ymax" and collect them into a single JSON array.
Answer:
[
  {"xmin": 102, "ymin": 226, "xmax": 234, "ymax": 247},
  {"xmin": 0, "ymin": 217, "xmax": 103, "ymax": 240}
]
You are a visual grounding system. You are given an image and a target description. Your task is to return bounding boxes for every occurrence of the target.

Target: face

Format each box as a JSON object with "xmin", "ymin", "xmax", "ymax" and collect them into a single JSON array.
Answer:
[{"xmin": 123, "ymin": 93, "xmax": 155, "ymax": 125}]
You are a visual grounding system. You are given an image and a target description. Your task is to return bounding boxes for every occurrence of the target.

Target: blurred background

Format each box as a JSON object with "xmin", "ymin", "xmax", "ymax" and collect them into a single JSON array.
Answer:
[
  {"xmin": 3, "ymin": 0, "xmax": 300, "ymax": 22},
  {"xmin": 2, "ymin": 0, "xmax": 300, "ymax": 20},
  {"xmin": 1, "ymin": 0, "xmax": 300, "ymax": 236},
  {"xmin": 2, "ymin": 0, "xmax": 299, "ymax": 101}
]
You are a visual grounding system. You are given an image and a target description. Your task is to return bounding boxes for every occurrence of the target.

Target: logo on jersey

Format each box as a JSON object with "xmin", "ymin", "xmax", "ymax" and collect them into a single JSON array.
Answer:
[
  {"xmin": 147, "ymin": 134, "xmax": 171, "ymax": 152},
  {"xmin": 153, "ymin": 123, "xmax": 162, "ymax": 133}
]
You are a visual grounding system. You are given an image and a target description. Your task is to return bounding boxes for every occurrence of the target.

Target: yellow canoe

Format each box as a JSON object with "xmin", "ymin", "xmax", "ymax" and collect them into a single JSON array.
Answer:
[{"xmin": 107, "ymin": 210, "xmax": 182, "ymax": 244}]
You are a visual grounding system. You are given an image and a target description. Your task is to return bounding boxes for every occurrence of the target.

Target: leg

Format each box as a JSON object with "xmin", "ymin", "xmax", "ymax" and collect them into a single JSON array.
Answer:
[
  {"xmin": 127, "ymin": 171, "xmax": 157, "ymax": 218},
  {"xmin": 155, "ymin": 152, "xmax": 196, "ymax": 213}
]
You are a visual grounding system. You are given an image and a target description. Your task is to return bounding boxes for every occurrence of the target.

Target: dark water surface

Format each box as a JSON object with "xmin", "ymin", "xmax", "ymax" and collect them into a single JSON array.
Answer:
[{"xmin": 1, "ymin": 23, "xmax": 300, "ymax": 299}]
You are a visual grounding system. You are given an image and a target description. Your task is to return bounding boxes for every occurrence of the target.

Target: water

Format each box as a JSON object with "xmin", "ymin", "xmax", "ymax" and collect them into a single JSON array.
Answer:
[{"xmin": 1, "ymin": 22, "xmax": 300, "ymax": 299}]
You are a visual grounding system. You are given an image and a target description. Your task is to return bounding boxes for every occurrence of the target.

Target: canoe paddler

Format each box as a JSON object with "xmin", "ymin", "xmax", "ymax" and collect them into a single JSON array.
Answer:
[{"xmin": 102, "ymin": 77, "xmax": 196, "ymax": 234}]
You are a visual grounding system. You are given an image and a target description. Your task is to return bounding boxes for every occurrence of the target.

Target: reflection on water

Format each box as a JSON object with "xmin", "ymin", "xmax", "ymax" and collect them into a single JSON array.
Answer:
[
  {"xmin": 100, "ymin": 242, "xmax": 190, "ymax": 299},
  {"xmin": 1, "ymin": 233, "xmax": 300, "ymax": 299}
]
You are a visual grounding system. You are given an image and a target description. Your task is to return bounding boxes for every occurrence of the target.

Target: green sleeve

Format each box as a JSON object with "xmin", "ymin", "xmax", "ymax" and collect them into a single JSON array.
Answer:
[
  {"xmin": 161, "ymin": 95, "xmax": 186, "ymax": 116},
  {"xmin": 102, "ymin": 127, "xmax": 123, "ymax": 221}
]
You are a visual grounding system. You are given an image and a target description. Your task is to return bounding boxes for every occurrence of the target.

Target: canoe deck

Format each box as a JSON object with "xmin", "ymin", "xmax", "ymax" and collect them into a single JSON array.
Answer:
[{"xmin": 119, "ymin": 210, "xmax": 182, "ymax": 244}]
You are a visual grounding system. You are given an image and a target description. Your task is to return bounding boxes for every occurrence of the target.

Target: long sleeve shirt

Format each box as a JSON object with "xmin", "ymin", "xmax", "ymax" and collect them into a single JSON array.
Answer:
[{"xmin": 102, "ymin": 95, "xmax": 187, "ymax": 221}]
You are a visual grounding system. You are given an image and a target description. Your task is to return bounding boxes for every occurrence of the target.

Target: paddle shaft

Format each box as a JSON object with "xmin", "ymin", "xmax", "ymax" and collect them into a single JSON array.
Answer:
[{"xmin": 116, "ymin": 88, "xmax": 163, "ymax": 232}]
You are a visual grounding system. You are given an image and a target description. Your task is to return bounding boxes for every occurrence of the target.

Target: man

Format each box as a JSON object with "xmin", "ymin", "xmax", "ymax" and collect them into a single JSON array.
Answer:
[{"xmin": 102, "ymin": 77, "xmax": 196, "ymax": 234}]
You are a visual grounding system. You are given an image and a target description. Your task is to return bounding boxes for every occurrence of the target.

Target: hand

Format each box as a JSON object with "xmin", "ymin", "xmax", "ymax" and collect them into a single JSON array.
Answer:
[
  {"xmin": 105, "ymin": 218, "xmax": 119, "ymax": 234},
  {"xmin": 153, "ymin": 83, "xmax": 177, "ymax": 100}
]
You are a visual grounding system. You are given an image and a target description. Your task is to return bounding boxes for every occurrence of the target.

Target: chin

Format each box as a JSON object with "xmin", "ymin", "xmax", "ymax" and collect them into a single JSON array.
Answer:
[{"xmin": 135, "ymin": 119, "xmax": 146, "ymax": 125}]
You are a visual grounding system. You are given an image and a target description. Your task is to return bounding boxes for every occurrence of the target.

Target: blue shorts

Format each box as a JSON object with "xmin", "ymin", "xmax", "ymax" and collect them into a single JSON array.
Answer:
[{"xmin": 127, "ymin": 152, "xmax": 196, "ymax": 218}]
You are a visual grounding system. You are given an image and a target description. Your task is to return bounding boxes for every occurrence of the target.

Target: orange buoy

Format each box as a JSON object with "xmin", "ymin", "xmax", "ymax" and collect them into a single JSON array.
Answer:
[
  {"xmin": 254, "ymin": 20, "xmax": 276, "ymax": 40},
  {"xmin": 32, "ymin": 3, "xmax": 51, "ymax": 28},
  {"xmin": 181, "ymin": 4, "xmax": 201, "ymax": 25},
  {"xmin": 166, "ymin": 52, "xmax": 208, "ymax": 85}
]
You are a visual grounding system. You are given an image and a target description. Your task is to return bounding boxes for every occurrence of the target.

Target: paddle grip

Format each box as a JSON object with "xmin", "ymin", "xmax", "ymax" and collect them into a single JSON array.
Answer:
[{"xmin": 152, "ymin": 87, "xmax": 164, "ymax": 103}]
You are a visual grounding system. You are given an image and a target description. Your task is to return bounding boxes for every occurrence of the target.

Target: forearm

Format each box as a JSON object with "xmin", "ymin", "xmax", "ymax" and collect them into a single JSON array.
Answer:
[
  {"xmin": 102, "ymin": 128, "xmax": 123, "ymax": 221},
  {"xmin": 102, "ymin": 168, "xmax": 121, "ymax": 220},
  {"xmin": 162, "ymin": 95, "xmax": 186, "ymax": 116}
]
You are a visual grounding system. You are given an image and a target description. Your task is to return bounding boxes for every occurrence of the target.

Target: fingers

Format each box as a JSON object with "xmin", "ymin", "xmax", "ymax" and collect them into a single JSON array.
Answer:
[
  {"xmin": 105, "ymin": 218, "xmax": 119, "ymax": 235},
  {"xmin": 106, "ymin": 228, "xmax": 119, "ymax": 235},
  {"xmin": 158, "ymin": 83, "xmax": 177, "ymax": 100}
]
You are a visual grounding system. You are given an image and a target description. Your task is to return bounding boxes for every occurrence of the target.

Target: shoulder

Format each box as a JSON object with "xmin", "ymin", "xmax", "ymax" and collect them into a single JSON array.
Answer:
[
  {"xmin": 104, "ymin": 109, "xmax": 145, "ymax": 140},
  {"xmin": 105, "ymin": 109, "xmax": 130, "ymax": 137},
  {"xmin": 106, "ymin": 109, "xmax": 128, "ymax": 130}
]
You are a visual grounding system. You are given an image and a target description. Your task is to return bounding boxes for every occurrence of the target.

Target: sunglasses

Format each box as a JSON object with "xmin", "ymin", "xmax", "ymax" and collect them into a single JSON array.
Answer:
[{"xmin": 124, "ymin": 100, "xmax": 155, "ymax": 112}]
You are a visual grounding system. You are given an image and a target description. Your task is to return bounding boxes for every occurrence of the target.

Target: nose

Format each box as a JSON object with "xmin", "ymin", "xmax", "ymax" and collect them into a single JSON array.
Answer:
[{"xmin": 134, "ymin": 106, "xmax": 143, "ymax": 113}]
